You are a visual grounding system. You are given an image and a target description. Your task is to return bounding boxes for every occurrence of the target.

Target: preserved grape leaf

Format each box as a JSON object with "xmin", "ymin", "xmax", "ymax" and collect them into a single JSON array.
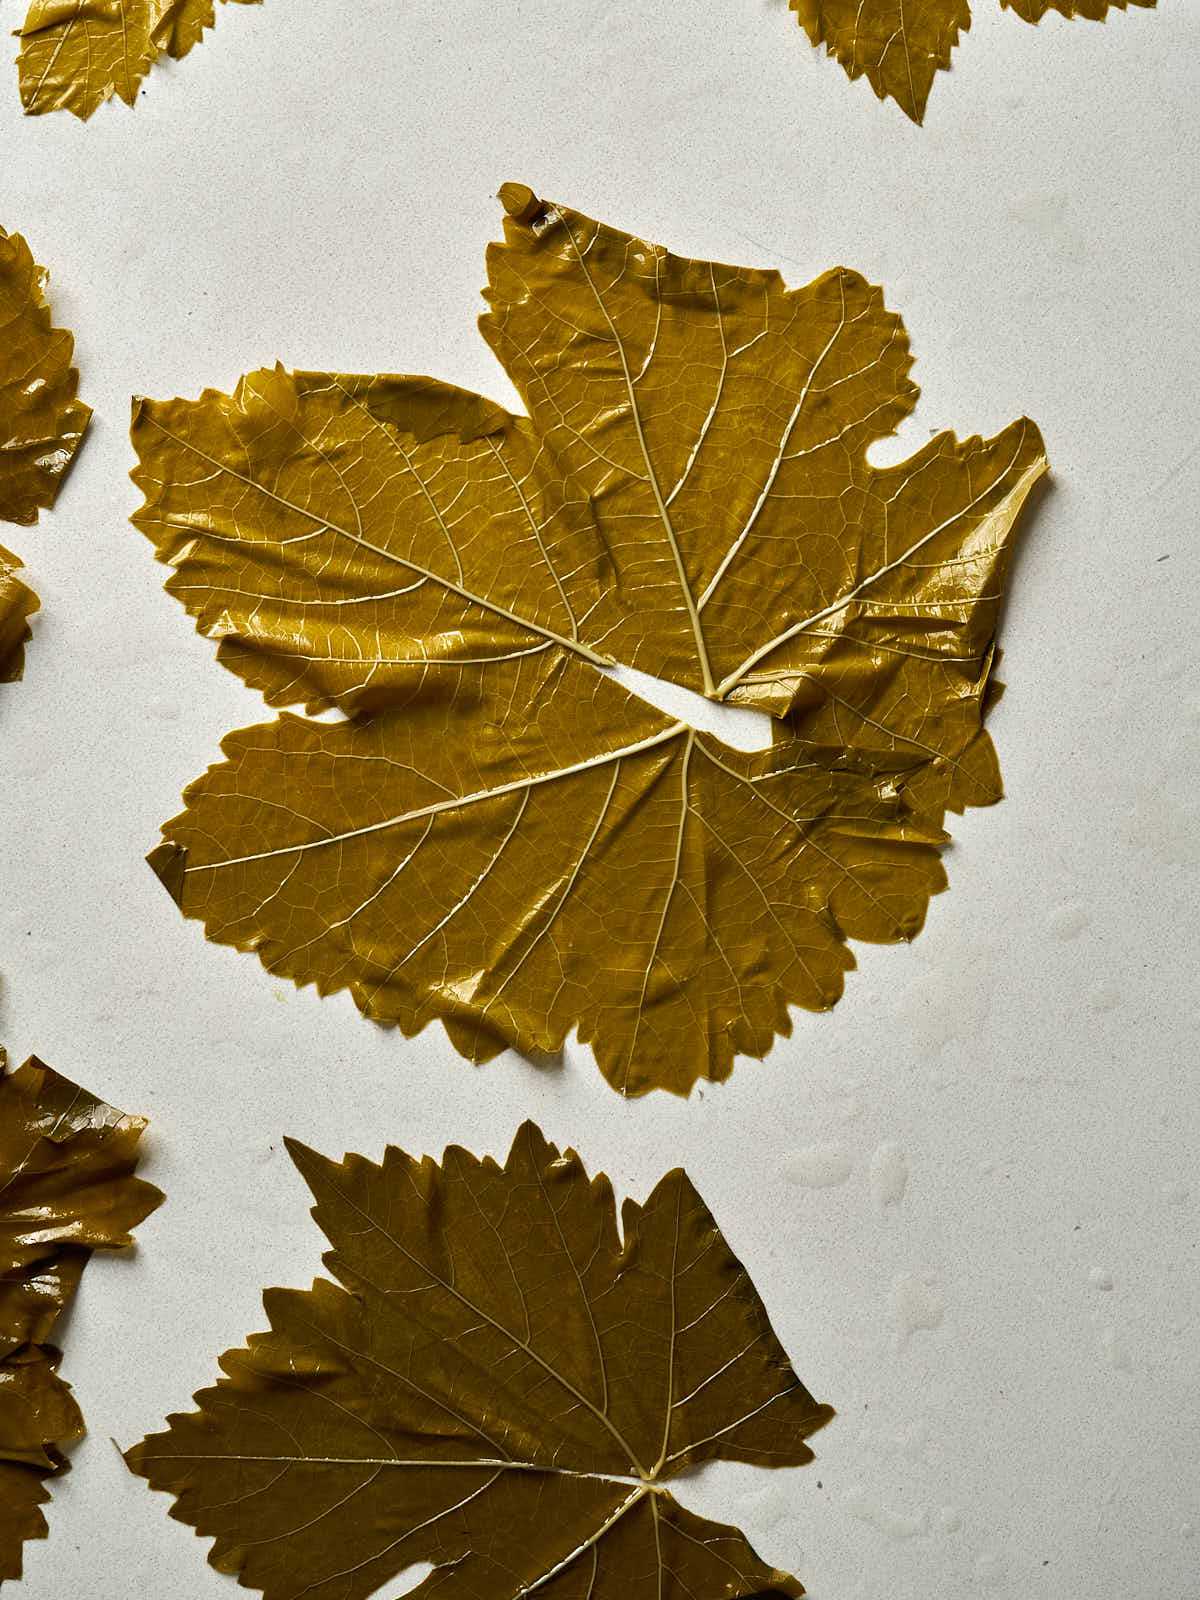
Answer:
[
  {"xmin": 0, "ymin": 549, "xmax": 37, "ymax": 685},
  {"xmin": 1002, "ymin": 0, "xmax": 1154, "ymax": 18},
  {"xmin": 16, "ymin": 0, "xmax": 261, "ymax": 119},
  {"xmin": 127, "ymin": 1122, "xmax": 832, "ymax": 1600},
  {"xmin": 0, "ymin": 227, "xmax": 90, "ymax": 528},
  {"xmin": 0, "ymin": 1052, "xmax": 162, "ymax": 1581},
  {"xmin": 134, "ymin": 186, "xmax": 1047, "ymax": 1096},
  {"xmin": 792, "ymin": 0, "xmax": 1157, "ymax": 123}
]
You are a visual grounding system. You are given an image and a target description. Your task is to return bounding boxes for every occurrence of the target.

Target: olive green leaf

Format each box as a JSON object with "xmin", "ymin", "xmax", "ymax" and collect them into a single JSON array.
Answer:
[
  {"xmin": 792, "ymin": 0, "xmax": 1156, "ymax": 123},
  {"xmin": 16, "ymin": 0, "xmax": 261, "ymax": 119},
  {"xmin": 126, "ymin": 1122, "xmax": 832, "ymax": 1600},
  {"xmin": 0, "ymin": 1051, "xmax": 162, "ymax": 1581},
  {"xmin": 134, "ymin": 186, "xmax": 1047, "ymax": 1096}
]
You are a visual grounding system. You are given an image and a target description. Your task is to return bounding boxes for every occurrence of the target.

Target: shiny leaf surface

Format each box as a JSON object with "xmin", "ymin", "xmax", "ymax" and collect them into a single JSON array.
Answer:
[
  {"xmin": 0, "ymin": 1052, "xmax": 162, "ymax": 1580},
  {"xmin": 792, "ymin": 0, "xmax": 1156, "ymax": 122},
  {"xmin": 0, "ymin": 226, "xmax": 90, "ymax": 528},
  {"xmin": 135, "ymin": 188, "xmax": 1047, "ymax": 1096},
  {"xmin": 16, "ymin": 0, "xmax": 261, "ymax": 119},
  {"xmin": 127, "ymin": 1122, "xmax": 832, "ymax": 1600}
]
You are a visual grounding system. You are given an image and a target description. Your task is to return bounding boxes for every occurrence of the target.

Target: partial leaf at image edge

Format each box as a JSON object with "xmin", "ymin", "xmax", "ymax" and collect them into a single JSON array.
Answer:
[
  {"xmin": 0, "ymin": 549, "xmax": 38, "ymax": 685},
  {"xmin": 16, "ymin": 0, "xmax": 262, "ymax": 120},
  {"xmin": 133, "ymin": 185, "xmax": 1048, "ymax": 1096},
  {"xmin": 791, "ymin": 0, "xmax": 1157, "ymax": 124},
  {"xmin": 0, "ymin": 226, "xmax": 90, "ymax": 528},
  {"xmin": 126, "ymin": 1120, "xmax": 832, "ymax": 1600},
  {"xmin": 0, "ymin": 1052, "xmax": 163, "ymax": 1581}
]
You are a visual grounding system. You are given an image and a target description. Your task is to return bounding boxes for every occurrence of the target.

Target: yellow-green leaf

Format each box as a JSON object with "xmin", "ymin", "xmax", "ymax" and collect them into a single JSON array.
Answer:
[
  {"xmin": 127, "ymin": 1122, "xmax": 832, "ymax": 1600},
  {"xmin": 0, "ymin": 1051, "xmax": 162, "ymax": 1581},
  {"xmin": 16, "ymin": 0, "xmax": 261, "ymax": 120},
  {"xmin": 793, "ymin": 0, "xmax": 1157, "ymax": 122},
  {"xmin": 134, "ymin": 188, "xmax": 1047, "ymax": 1096}
]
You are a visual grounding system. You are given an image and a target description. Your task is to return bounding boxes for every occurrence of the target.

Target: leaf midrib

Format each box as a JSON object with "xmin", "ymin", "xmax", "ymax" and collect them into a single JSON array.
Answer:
[{"xmin": 140, "ymin": 414, "xmax": 608, "ymax": 675}]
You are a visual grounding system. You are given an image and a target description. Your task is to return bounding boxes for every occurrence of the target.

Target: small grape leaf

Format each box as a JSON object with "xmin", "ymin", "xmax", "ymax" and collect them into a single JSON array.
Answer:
[
  {"xmin": 0, "ymin": 1050, "xmax": 163, "ymax": 1581},
  {"xmin": 792, "ymin": 0, "xmax": 1157, "ymax": 123},
  {"xmin": 15, "ymin": 0, "xmax": 261, "ymax": 119},
  {"xmin": 0, "ymin": 548, "xmax": 37, "ymax": 685},
  {"xmin": 126, "ymin": 1121, "xmax": 832, "ymax": 1600},
  {"xmin": 133, "ymin": 186, "xmax": 1047, "ymax": 1096}
]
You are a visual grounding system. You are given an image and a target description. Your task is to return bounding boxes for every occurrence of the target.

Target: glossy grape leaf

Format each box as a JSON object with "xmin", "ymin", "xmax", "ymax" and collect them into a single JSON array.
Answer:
[
  {"xmin": 15, "ymin": 0, "xmax": 261, "ymax": 119},
  {"xmin": 0, "ymin": 1051, "xmax": 162, "ymax": 1581},
  {"xmin": 1, "ymin": 226, "xmax": 90, "ymax": 528},
  {"xmin": 127, "ymin": 1121, "xmax": 832, "ymax": 1600},
  {"xmin": 134, "ymin": 186, "xmax": 1047, "ymax": 1096},
  {"xmin": 1, "ymin": 225, "xmax": 90, "ymax": 696},
  {"xmin": 792, "ymin": 0, "xmax": 1156, "ymax": 123}
]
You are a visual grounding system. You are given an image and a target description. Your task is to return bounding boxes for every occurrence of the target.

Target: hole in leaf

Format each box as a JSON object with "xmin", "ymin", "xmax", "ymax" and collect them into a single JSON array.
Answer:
[{"xmin": 610, "ymin": 663, "xmax": 776, "ymax": 752}]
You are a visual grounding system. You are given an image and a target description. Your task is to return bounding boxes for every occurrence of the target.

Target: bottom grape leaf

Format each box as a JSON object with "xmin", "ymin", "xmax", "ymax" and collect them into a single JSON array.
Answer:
[
  {"xmin": 0, "ymin": 1052, "xmax": 163, "ymax": 1580},
  {"xmin": 126, "ymin": 1122, "xmax": 833, "ymax": 1600}
]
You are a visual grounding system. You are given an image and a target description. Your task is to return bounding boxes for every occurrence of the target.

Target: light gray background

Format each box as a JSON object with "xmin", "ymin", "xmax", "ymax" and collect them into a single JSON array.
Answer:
[{"xmin": 1, "ymin": 2, "xmax": 1197, "ymax": 1596}]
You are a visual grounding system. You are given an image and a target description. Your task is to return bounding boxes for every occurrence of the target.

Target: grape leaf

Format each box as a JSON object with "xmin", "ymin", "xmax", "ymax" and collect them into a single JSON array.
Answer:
[
  {"xmin": 0, "ymin": 548, "xmax": 37, "ymax": 685},
  {"xmin": 0, "ymin": 1051, "xmax": 162, "ymax": 1581},
  {"xmin": 15, "ymin": 0, "xmax": 261, "ymax": 119},
  {"xmin": 0, "ymin": 225, "xmax": 90, "ymax": 691},
  {"xmin": 792, "ymin": 0, "xmax": 1156, "ymax": 123},
  {"xmin": 1001, "ymin": 0, "xmax": 1154, "ymax": 18},
  {"xmin": 0, "ymin": 226, "xmax": 90, "ymax": 528},
  {"xmin": 126, "ymin": 1121, "xmax": 832, "ymax": 1600},
  {"xmin": 134, "ymin": 186, "xmax": 1047, "ymax": 1096}
]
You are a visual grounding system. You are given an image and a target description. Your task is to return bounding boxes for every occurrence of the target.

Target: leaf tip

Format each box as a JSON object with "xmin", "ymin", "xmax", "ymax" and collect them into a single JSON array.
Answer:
[
  {"xmin": 283, "ymin": 1135, "xmax": 332, "ymax": 1197},
  {"xmin": 147, "ymin": 840, "xmax": 188, "ymax": 906},
  {"xmin": 498, "ymin": 182, "xmax": 545, "ymax": 226}
]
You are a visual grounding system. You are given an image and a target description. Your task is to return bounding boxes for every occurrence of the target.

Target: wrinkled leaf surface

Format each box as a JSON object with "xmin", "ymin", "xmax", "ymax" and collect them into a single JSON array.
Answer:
[
  {"xmin": 16, "ymin": 0, "xmax": 261, "ymax": 119},
  {"xmin": 0, "ymin": 226, "xmax": 90, "ymax": 528},
  {"xmin": 0, "ymin": 1051, "xmax": 162, "ymax": 1580},
  {"xmin": 135, "ymin": 187, "xmax": 1047, "ymax": 1095},
  {"xmin": 127, "ymin": 1121, "xmax": 832, "ymax": 1600},
  {"xmin": 792, "ymin": 0, "xmax": 1157, "ymax": 122}
]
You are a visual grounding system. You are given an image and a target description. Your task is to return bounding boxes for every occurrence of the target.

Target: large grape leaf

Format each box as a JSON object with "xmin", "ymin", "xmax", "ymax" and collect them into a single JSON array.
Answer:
[
  {"xmin": 0, "ymin": 1051, "xmax": 162, "ymax": 1581},
  {"xmin": 126, "ymin": 1121, "xmax": 833, "ymax": 1600},
  {"xmin": 134, "ymin": 186, "xmax": 1047, "ymax": 1096},
  {"xmin": 791, "ymin": 0, "xmax": 1157, "ymax": 123},
  {"xmin": 15, "ymin": 0, "xmax": 261, "ymax": 119}
]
